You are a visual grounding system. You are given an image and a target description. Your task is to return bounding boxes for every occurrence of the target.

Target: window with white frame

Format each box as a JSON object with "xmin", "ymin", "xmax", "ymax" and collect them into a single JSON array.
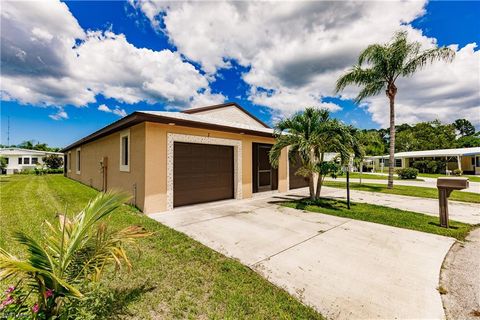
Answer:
[
  {"xmin": 18, "ymin": 158, "xmax": 22, "ymax": 165},
  {"xmin": 395, "ymin": 159, "xmax": 402, "ymax": 167},
  {"xmin": 119, "ymin": 130, "xmax": 130, "ymax": 172},
  {"xmin": 32, "ymin": 157, "xmax": 38, "ymax": 165},
  {"xmin": 24, "ymin": 157, "xmax": 30, "ymax": 165},
  {"xmin": 76, "ymin": 148, "xmax": 81, "ymax": 174}
]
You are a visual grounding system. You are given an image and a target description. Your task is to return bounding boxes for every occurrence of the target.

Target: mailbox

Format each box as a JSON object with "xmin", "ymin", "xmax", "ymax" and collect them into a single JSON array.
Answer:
[{"xmin": 437, "ymin": 177, "xmax": 469, "ymax": 228}]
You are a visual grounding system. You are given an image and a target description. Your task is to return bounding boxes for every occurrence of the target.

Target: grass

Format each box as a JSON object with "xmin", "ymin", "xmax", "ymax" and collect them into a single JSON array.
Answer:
[
  {"xmin": 0, "ymin": 175, "xmax": 323, "ymax": 319},
  {"xmin": 282, "ymin": 198, "xmax": 475, "ymax": 241},
  {"xmin": 346, "ymin": 172, "xmax": 423, "ymax": 181},
  {"xmin": 323, "ymin": 180, "xmax": 480, "ymax": 204},
  {"xmin": 417, "ymin": 173, "xmax": 480, "ymax": 183}
]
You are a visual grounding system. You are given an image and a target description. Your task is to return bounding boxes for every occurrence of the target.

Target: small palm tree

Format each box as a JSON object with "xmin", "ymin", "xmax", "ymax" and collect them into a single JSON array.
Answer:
[
  {"xmin": 0, "ymin": 191, "xmax": 151, "ymax": 318},
  {"xmin": 335, "ymin": 31, "xmax": 455, "ymax": 188},
  {"xmin": 270, "ymin": 108, "xmax": 355, "ymax": 200}
]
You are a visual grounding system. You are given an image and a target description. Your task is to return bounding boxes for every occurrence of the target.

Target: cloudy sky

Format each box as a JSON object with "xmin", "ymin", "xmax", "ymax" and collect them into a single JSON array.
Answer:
[{"xmin": 1, "ymin": 0, "xmax": 479, "ymax": 147}]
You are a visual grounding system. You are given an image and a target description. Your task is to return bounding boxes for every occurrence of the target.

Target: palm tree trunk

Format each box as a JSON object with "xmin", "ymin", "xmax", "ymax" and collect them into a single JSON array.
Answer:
[
  {"xmin": 308, "ymin": 173, "xmax": 315, "ymax": 200},
  {"xmin": 315, "ymin": 152, "xmax": 325, "ymax": 199},
  {"xmin": 387, "ymin": 90, "xmax": 396, "ymax": 189}
]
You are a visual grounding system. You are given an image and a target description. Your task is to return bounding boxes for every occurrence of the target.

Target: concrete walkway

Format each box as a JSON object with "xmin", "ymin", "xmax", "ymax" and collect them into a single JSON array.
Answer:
[
  {"xmin": 319, "ymin": 186, "xmax": 480, "ymax": 225},
  {"xmin": 149, "ymin": 192, "xmax": 455, "ymax": 319}
]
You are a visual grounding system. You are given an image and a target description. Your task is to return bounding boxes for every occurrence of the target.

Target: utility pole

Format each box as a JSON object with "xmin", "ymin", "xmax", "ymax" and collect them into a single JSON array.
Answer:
[{"xmin": 7, "ymin": 116, "xmax": 10, "ymax": 147}]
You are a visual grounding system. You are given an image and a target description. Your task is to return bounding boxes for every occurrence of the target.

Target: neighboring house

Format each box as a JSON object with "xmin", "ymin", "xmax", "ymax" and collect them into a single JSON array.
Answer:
[
  {"xmin": 0, "ymin": 148, "xmax": 64, "ymax": 174},
  {"xmin": 367, "ymin": 147, "xmax": 480, "ymax": 175},
  {"xmin": 62, "ymin": 102, "xmax": 310, "ymax": 213}
]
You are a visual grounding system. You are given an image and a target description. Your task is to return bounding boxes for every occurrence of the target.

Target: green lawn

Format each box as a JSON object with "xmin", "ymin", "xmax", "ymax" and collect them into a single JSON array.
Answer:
[
  {"xmin": 282, "ymin": 198, "xmax": 475, "ymax": 241},
  {"xmin": 417, "ymin": 173, "xmax": 480, "ymax": 183},
  {"xmin": 0, "ymin": 175, "xmax": 323, "ymax": 319},
  {"xmin": 347, "ymin": 172, "xmax": 423, "ymax": 181},
  {"xmin": 323, "ymin": 181, "xmax": 480, "ymax": 203}
]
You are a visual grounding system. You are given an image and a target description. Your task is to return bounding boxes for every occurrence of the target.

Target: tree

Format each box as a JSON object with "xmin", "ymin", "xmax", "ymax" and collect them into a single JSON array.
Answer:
[
  {"xmin": 42, "ymin": 154, "xmax": 64, "ymax": 169},
  {"xmin": 356, "ymin": 130, "xmax": 386, "ymax": 156},
  {"xmin": 0, "ymin": 157, "xmax": 7, "ymax": 171},
  {"xmin": 335, "ymin": 31, "xmax": 455, "ymax": 189},
  {"xmin": 453, "ymin": 119, "xmax": 475, "ymax": 137},
  {"xmin": 456, "ymin": 133, "xmax": 480, "ymax": 148},
  {"xmin": 0, "ymin": 192, "xmax": 150, "ymax": 318},
  {"xmin": 395, "ymin": 120, "xmax": 456, "ymax": 152},
  {"xmin": 269, "ymin": 108, "xmax": 355, "ymax": 200}
]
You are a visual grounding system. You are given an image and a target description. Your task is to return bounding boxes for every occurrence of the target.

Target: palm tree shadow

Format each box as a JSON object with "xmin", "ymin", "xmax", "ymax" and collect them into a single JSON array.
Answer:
[{"xmin": 94, "ymin": 284, "xmax": 157, "ymax": 318}]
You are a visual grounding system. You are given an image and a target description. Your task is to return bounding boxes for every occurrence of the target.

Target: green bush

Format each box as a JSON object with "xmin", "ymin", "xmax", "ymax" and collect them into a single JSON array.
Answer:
[
  {"xmin": 396, "ymin": 168, "xmax": 419, "ymax": 179},
  {"xmin": 453, "ymin": 169, "xmax": 463, "ymax": 176}
]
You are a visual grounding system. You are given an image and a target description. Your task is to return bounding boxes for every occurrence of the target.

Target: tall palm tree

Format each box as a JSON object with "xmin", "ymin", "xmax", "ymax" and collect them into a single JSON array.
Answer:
[
  {"xmin": 335, "ymin": 31, "xmax": 455, "ymax": 188},
  {"xmin": 269, "ymin": 107, "xmax": 354, "ymax": 200}
]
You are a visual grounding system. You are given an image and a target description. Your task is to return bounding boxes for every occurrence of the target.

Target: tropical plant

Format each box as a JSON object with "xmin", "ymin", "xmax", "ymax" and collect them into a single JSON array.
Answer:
[
  {"xmin": 269, "ymin": 108, "xmax": 356, "ymax": 200},
  {"xmin": 335, "ymin": 31, "xmax": 455, "ymax": 189},
  {"xmin": 0, "ymin": 191, "xmax": 150, "ymax": 318}
]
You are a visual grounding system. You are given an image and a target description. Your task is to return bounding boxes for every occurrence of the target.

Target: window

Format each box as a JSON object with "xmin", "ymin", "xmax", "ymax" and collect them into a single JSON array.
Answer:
[
  {"xmin": 476, "ymin": 156, "xmax": 480, "ymax": 167},
  {"xmin": 395, "ymin": 159, "xmax": 402, "ymax": 167},
  {"xmin": 5, "ymin": 158, "xmax": 8, "ymax": 164},
  {"xmin": 76, "ymin": 148, "xmax": 81, "ymax": 174},
  {"xmin": 32, "ymin": 157, "xmax": 38, "ymax": 164},
  {"xmin": 472, "ymin": 157, "xmax": 475, "ymax": 166},
  {"xmin": 119, "ymin": 130, "xmax": 130, "ymax": 172},
  {"xmin": 68, "ymin": 152, "xmax": 72, "ymax": 172},
  {"xmin": 18, "ymin": 157, "xmax": 22, "ymax": 165},
  {"xmin": 24, "ymin": 158, "xmax": 30, "ymax": 165}
]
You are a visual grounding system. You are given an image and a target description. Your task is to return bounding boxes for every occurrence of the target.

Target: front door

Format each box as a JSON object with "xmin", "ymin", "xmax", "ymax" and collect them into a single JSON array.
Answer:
[{"xmin": 252, "ymin": 143, "xmax": 278, "ymax": 193}]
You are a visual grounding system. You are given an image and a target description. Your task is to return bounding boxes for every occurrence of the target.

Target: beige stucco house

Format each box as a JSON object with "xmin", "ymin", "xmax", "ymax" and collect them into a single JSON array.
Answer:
[{"xmin": 63, "ymin": 103, "xmax": 308, "ymax": 213}]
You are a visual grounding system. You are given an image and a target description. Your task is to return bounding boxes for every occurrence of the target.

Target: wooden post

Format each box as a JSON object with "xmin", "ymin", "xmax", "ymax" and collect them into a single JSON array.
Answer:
[{"xmin": 438, "ymin": 188, "xmax": 451, "ymax": 228}]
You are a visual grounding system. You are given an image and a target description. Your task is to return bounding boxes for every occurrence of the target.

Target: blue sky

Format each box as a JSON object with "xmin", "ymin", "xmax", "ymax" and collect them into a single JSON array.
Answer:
[{"xmin": 1, "ymin": 1, "xmax": 479, "ymax": 147}]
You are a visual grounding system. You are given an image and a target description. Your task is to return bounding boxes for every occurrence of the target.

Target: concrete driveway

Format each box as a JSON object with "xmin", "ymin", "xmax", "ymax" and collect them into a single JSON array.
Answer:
[{"xmin": 149, "ymin": 192, "xmax": 455, "ymax": 319}]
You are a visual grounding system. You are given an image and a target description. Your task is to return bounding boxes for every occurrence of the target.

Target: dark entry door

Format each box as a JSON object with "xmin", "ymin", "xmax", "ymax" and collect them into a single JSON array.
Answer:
[
  {"xmin": 252, "ymin": 143, "xmax": 278, "ymax": 193},
  {"xmin": 174, "ymin": 142, "xmax": 234, "ymax": 207},
  {"xmin": 289, "ymin": 153, "xmax": 309, "ymax": 189}
]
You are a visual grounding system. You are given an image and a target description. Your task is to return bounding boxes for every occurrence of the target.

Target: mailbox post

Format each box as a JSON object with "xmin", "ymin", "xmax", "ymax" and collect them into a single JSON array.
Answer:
[{"xmin": 436, "ymin": 177, "xmax": 469, "ymax": 228}]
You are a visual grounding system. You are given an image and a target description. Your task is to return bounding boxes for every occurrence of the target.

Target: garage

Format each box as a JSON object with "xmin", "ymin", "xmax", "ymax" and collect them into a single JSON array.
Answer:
[
  {"xmin": 173, "ymin": 142, "xmax": 234, "ymax": 207},
  {"xmin": 289, "ymin": 155, "xmax": 309, "ymax": 189}
]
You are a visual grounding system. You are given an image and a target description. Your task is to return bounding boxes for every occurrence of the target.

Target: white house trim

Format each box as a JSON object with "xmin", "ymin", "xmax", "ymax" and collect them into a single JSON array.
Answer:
[{"xmin": 166, "ymin": 133, "xmax": 242, "ymax": 210}]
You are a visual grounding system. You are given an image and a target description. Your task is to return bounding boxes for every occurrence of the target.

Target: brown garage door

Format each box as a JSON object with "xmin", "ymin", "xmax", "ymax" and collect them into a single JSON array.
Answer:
[
  {"xmin": 289, "ymin": 154, "xmax": 309, "ymax": 189},
  {"xmin": 174, "ymin": 142, "xmax": 234, "ymax": 207}
]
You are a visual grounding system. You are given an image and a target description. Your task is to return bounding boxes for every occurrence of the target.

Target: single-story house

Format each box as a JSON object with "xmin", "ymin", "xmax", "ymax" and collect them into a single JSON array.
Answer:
[
  {"xmin": 367, "ymin": 147, "xmax": 480, "ymax": 175},
  {"xmin": 62, "ymin": 103, "xmax": 310, "ymax": 213},
  {"xmin": 0, "ymin": 148, "xmax": 64, "ymax": 174}
]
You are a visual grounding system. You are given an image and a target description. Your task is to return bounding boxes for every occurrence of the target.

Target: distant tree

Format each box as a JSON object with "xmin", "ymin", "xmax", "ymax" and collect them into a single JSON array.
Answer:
[
  {"xmin": 395, "ymin": 120, "xmax": 456, "ymax": 152},
  {"xmin": 0, "ymin": 157, "xmax": 7, "ymax": 171},
  {"xmin": 453, "ymin": 119, "xmax": 475, "ymax": 137},
  {"xmin": 357, "ymin": 130, "xmax": 386, "ymax": 155},
  {"xmin": 42, "ymin": 154, "xmax": 64, "ymax": 169},
  {"xmin": 456, "ymin": 133, "xmax": 480, "ymax": 148},
  {"xmin": 336, "ymin": 31, "xmax": 455, "ymax": 189}
]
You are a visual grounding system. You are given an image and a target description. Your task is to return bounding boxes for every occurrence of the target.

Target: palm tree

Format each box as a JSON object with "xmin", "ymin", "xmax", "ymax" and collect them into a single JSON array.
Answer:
[
  {"xmin": 335, "ymin": 31, "xmax": 455, "ymax": 188},
  {"xmin": 269, "ymin": 108, "xmax": 354, "ymax": 200},
  {"xmin": 0, "ymin": 191, "xmax": 150, "ymax": 318}
]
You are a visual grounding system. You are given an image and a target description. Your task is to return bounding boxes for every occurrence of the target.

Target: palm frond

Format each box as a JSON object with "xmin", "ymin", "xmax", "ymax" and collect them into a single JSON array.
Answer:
[{"xmin": 401, "ymin": 46, "xmax": 455, "ymax": 77}]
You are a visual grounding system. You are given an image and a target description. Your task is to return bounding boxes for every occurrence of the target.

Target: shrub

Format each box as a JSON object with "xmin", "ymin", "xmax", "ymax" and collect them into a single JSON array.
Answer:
[
  {"xmin": 396, "ymin": 168, "xmax": 419, "ymax": 179},
  {"xmin": 453, "ymin": 169, "xmax": 463, "ymax": 176},
  {"xmin": 0, "ymin": 192, "xmax": 151, "ymax": 319},
  {"xmin": 42, "ymin": 154, "xmax": 63, "ymax": 169}
]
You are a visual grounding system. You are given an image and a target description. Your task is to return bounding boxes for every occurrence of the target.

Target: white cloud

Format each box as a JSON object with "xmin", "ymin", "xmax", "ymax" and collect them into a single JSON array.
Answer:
[
  {"xmin": 97, "ymin": 104, "xmax": 128, "ymax": 117},
  {"xmin": 134, "ymin": 0, "xmax": 479, "ymax": 124},
  {"xmin": 0, "ymin": 0, "xmax": 224, "ymax": 113},
  {"xmin": 49, "ymin": 109, "xmax": 68, "ymax": 121}
]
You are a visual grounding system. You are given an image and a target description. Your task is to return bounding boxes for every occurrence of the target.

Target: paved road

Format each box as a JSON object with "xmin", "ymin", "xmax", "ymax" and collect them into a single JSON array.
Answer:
[
  {"xmin": 149, "ymin": 192, "xmax": 454, "ymax": 319},
  {"xmin": 319, "ymin": 186, "xmax": 480, "ymax": 224},
  {"xmin": 334, "ymin": 174, "xmax": 480, "ymax": 194}
]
